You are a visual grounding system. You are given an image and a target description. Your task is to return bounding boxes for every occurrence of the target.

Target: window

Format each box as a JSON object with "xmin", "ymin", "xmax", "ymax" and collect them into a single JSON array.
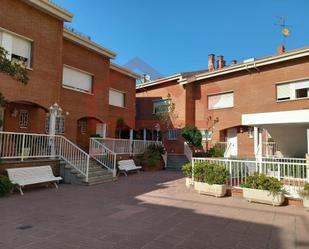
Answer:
[
  {"xmin": 167, "ymin": 129, "xmax": 177, "ymax": 140},
  {"xmin": 62, "ymin": 65, "xmax": 93, "ymax": 93},
  {"xmin": 109, "ymin": 89, "xmax": 125, "ymax": 108},
  {"xmin": 45, "ymin": 115, "xmax": 65, "ymax": 134},
  {"xmin": 277, "ymin": 79, "xmax": 309, "ymax": 101},
  {"xmin": 200, "ymin": 129, "xmax": 212, "ymax": 141},
  {"xmin": 153, "ymin": 99, "xmax": 171, "ymax": 114},
  {"xmin": 208, "ymin": 92, "xmax": 234, "ymax": 110},
  {"xmin": 0, "ymin": 30, "xmax": 32, "ymax": 68},
  {"xmin": 19, "ymin": 110, "xmax": 28, "ymax": 128}
]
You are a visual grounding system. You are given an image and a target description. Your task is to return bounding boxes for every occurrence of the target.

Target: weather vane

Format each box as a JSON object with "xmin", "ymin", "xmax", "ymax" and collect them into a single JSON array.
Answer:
[{"xmin": 275, "ymin": 16, "xmax": 291, "ymax": 45}]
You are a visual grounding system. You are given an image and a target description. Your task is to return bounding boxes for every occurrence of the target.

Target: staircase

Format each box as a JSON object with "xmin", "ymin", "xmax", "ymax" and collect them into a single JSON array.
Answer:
[
  {"xmin": 61, "ymin": 159, "xmax": 117, "ymax": 186},
  {"xmin": 166, "ymin": 154, "xmax": 189, "ymax": 170}
]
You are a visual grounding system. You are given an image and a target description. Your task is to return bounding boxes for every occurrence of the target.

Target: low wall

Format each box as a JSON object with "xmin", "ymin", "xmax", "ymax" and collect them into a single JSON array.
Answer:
[{"xmin": 0, "ymin": 159, "xmax": 61, "ymax": 176}]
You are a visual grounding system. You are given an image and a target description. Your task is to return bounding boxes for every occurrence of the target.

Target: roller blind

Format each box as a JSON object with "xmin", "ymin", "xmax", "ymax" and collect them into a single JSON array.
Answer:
[
  {"xmin": 1, "ymin": 32, "xmax": 12, "ymax": 59},
  {"xmin": 109, "ymin": 89, "xmax": 125, "ymax": 107},
  {"xmin": 63, "ymin": 66, "xmax": 93, "ymax": 93},
  {"xmin": 208, "ymin": 92, "xmax": 234, "ymax": 109},
  {"xmin": 12, "ymin": 35, "xmax": 31, "ymax": 59},
  {"xmin": 294, "ymin": 80, "xmax": 309, "ymax": 90},
  {"xmin": 277, "ymin": 84, "xmax": 292, "ymax": 100}
]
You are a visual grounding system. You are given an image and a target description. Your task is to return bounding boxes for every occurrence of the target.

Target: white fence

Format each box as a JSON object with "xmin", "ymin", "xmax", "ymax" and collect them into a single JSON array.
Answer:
[
  {"xmin": 0, "ymin": 131, "xmax": 90, "ymax": 182},
  {"xmin": 192, "ymin": 157, "xmax": 308, "ymax": 188},
  {"xmin": 89, "ymin": 138, "xmax": 117, "ymax": 176},
  {"xmin": 94, "ymin": 138, "xmax": 162, "ymax": 155}
]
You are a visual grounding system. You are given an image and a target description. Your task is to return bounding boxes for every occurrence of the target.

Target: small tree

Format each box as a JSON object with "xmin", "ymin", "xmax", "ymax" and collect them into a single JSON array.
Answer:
[
  {"xmin": 0, "ymin": 46, "xmax": 29, "ymax": 84},
  {"xmin": 181, "ymin": 125, "xmax": 202, "ymax": 147}
]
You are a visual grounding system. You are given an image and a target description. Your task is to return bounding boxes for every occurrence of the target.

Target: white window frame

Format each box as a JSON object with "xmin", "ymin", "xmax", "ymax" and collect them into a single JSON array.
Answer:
[
  {"xmin": 153, "ymin": 99, "xmax": 171, "ymax": 114},
  {"xmin": 167, "ymin": 129, "xmax": 177, "ymax": 140},
  {"xmin": 19, "ymin": 110, "xmax": 28, "ymax": 129},
  {"xmin": 109, "ymin": 88, "xmax": 125, "ymax": 108},
  {"xmin": 276, "ymin": 78, "xmax": 309, "ymax": 102},
  {"xmin": 62, "ymin": 65, "xmax": 93, "ymax": 94},
  {"xmin": 208, "ymin": 91, "xmax": 234, "ymax": 110},
  {"xmin": 0, "ymin": 27, "xmax": 33, "ymax": 69},
  {"xmin": 79, "ymin": 120, "xmax": 87, "ymax": 134}
]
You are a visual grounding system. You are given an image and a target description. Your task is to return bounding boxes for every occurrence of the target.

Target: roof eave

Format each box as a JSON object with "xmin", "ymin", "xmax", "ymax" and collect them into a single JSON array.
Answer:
[
  {"xmin": 110, "ymin": 63, "xmax": 141, "ymax": 79},
  {"xmin": 22, "ymin": 0, "xmax": 73, "ymax": 22},
  {"xmin": 63, "ymin": 29, "xmax": 117, "ymax": 59},
  {"xmin": 136, "ymin": 74, "xmax": 182, "ymax": 90},
  {"xmin": 183, "ymin": 48, "xmax": 309, "ymax": 84}
]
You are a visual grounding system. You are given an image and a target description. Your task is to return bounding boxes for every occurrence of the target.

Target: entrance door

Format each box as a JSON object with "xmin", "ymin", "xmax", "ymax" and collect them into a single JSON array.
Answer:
[{"xmin": 227, "ymin": 128, "xmax": 238, "ymax": 157}]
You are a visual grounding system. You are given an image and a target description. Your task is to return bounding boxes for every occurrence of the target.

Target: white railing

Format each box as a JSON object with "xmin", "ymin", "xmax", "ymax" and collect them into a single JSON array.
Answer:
[
  {"xmin": 94, "ymin": 138, "xmax": 162, "ymax": 155},
  {"xmin": 162, "ymin": 151, "xmax": 168, "ymax": 168},
  {"xmin": 0, "ymin": 131, "xmax": 90, "ymax": 182},
  {"xmin": 89, "ymin": 138, "xmax": 117, "ymax": 176},
  {"xmin": 192, "ymin": 157, "xmax": 308, "ymax": 189},
  {"xmin": 184, "ymin": 142, "xmax": 192, "ymax": 162}
]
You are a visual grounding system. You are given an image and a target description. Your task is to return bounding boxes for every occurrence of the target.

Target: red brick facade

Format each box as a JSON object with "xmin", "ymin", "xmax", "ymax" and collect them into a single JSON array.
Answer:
[
  {"xmin": 136, "ymin": 53, "xmax": 309, "ymax": 156},
  {"xmin": 0, "ymin": 0, "xmax": 137, "ymax": 151}
]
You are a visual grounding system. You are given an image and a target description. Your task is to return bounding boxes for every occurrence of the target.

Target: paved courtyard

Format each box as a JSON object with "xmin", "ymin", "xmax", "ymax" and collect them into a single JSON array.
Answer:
[{"xmin": 0, "ymin": 171, "xmax": 309, "ymax": 249}]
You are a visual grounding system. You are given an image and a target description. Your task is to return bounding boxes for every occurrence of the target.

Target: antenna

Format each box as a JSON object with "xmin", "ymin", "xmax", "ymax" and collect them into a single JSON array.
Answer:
[{"xmin": 274, "ymin": 16, "xmax": 292, "ymax": 45}]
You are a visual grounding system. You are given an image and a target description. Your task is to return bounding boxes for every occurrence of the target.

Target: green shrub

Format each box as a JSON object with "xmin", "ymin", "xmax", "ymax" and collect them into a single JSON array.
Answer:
[
  {"xmin": 0, "ymin": 175, "xmax": 13, "ymax": 197},
  {"xmin": 141, "ymin": 144, "xmax": 165, "ymax": 168},
  {"xmin": 204, "ymin": 163, "xmax": 230, "ymax": 185},
  {"xmin": 240, "ymin": 173, "xmax": 284, "ymax": 196},
  {"xmin": 181, "ymin": 126, "xmax": 202, "ymax": 147},
  {"xmin": 206, "ymin": 146, "xmax": 225, "ymax": 158},
  {"xmin": 299, "ymin": 183, "xmax": 309, "ymax": 198},
  {"xmin": 181, "ymin": 162, "xmax": 192, "ymax": 178},
  {"xmin": 193, "ymin": 162, "xmax": 206, "ymax": 182},
  {"xmin": 193, "ymin": 151, "xmax": 208, "ymax": 157},
  {"xmin": 90, "ymin": 134, "xmax": 102, "ymax": 138}
]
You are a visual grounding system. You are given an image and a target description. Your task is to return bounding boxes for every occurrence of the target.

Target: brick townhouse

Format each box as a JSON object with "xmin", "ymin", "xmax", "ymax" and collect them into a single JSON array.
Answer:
[
  {"xmin": 0, "ymin": 0, "xmax": 139, "ymax": 151},
  {"xmin": 136, "ymin": 46, "xmax": 309, "ymax": 158}
]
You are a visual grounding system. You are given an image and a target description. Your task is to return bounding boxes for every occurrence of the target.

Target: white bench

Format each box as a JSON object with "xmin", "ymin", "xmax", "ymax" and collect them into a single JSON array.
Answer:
[
  {"xmin": 118, "ymin": 160, "xmax": 142, "ymax": 176},
  {"xmin": 6, "ymin": 166, "xmax": 62, "ymax": 195}
]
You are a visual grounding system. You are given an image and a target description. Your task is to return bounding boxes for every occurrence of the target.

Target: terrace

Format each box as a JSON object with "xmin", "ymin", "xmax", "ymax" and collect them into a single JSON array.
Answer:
[{"xmin": 1, "ymin": 171, "xmax": 309, "ymax": 249}]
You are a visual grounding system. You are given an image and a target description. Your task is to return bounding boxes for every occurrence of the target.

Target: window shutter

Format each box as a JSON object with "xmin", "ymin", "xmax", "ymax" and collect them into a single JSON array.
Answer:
[
  {"xmin": 208, "ymin": 92, "xmax": 234, "ymax": 109},
  {"xmin": 294, "ymin": 80, "xmax": 309, "ymax": 90},
  {"xmin": 63, "ymin": 66, "xmax": 92, "ymax": 93},
  {"xmin": 12, "ymin": 35, "xmax": 31, "ymax": 60},
  {"xmin": 277, "ymin": 84, "xmax": 291, "ymax": 100},
  {"xmin": 109, "ymin": 89, "xmax": 125, "ymax": 107},
  {"xmin": 1, "ymin": 32, "xmax": 12, "ymax": 59}
]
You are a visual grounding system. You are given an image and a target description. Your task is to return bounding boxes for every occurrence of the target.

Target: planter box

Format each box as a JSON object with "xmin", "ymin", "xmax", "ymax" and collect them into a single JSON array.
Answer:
[
  {"xmin": 185, "ymin": 177, "xmax": 194, "ymax": 188},
  {"xmin": 194, "ymin": 182, "xmax": 227, "ymax": 197},
  {"xmin": 303, "ymin": 197, "xmax": 309, "ymax": 210},
  {"xmin": 243, "ymin": 188, "xmax": 285, "ymax": 206}
]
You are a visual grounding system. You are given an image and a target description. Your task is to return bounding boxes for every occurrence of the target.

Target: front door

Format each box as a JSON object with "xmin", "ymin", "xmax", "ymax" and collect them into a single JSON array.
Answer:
[{"xmin": 227, "ymin": 128, "xmax": 238, "ymax": 157}]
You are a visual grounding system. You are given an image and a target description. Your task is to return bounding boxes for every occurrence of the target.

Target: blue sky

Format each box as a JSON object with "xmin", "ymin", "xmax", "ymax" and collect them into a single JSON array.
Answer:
[{"xmin": 54, "ymin": 0, "xmax": 309, "ymax": 78}]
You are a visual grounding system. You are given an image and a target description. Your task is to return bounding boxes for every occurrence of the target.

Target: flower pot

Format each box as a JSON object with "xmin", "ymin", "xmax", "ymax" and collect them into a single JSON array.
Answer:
[
  {"xmin": 303, "ymin": 197, "xmax": 309, "ymax": 210},
  {"xmin": 194, "ymin": 181, "xmax": 227, "ymax": 197},
  {"xmin": 185, "ymin": 177, "xmax": 193, "ymax": 188},
  {"xmin": 243, "ymin": 188, "xmax": 285, "ymax": 206}
]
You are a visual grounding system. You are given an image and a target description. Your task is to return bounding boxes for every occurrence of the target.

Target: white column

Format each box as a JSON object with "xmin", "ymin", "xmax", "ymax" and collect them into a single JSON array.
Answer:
[
  {"xmin": 130, "ymin": 129, "xmax": 134, "ymax": 155},
  {"xmin": 102, "ymin": 124, "xmax": 107, "ymax": 138},
  {"xmin": 254, "ymin": 126, "xmax": 259, "ymax": 157},
  {"xmin": 307, "ymin": 130, "xmax": 309, "ymax": 183},
  {"xmin": 143, "ymin": 129, "xmax": 147, "ymax": 141}
]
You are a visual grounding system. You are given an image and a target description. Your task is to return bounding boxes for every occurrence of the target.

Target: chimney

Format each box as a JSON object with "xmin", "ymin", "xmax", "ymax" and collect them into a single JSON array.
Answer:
[
  {"xmin": 231, "ymin": 60, "xmax": 237, "ymax": 65},
  {"xmin": 217, "ymin": 55, "xmax": 225, "ymax": 69},
  {"xmin": 277, "ymin": 45, "xmax": 285, "ymax": 55},
  {"xmin": 208, "ymin": 54, "xmax": 215, "ymax": 72}
]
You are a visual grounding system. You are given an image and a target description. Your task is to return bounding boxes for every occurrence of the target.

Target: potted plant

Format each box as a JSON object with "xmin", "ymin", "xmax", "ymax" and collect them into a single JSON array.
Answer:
[
  {"xmin": 0, "ymin": 175, "xmax": 14, "ymax": 197},
  {"xmin": 140, "ymin": 144, "xmax": 165, "ymax": 171},
  {"xmin": 194, "ymin": 162, "xmax": 230, "ymax": 197},
  {"xmin": 299, "ymin": 183, "xmax": 309, "ymax": 210},
  {"xmin": 240, "ymin": 173, "xmax": 285, "ymax": 206},
  {"xmin": 181, "ymin": 162, "xmax": 193, "ymax": 187}
]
